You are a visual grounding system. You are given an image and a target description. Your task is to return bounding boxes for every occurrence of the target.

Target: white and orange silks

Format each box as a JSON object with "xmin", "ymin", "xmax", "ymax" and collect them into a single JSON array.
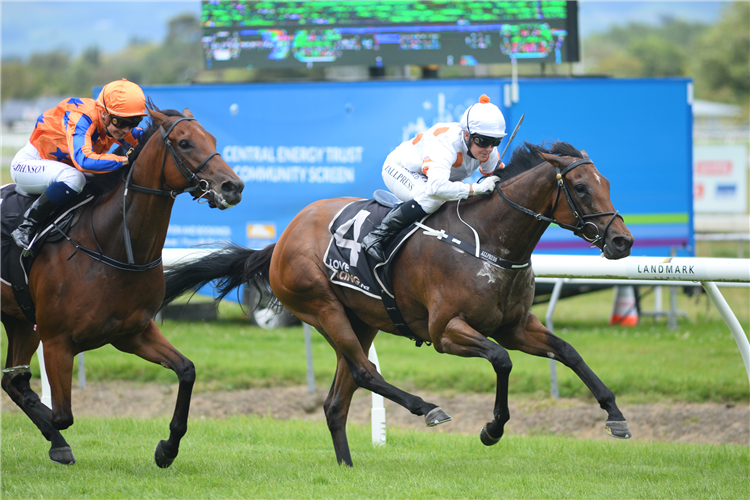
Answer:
[{"xmin": 382, "ymin": 122, "xmax": 500, "ymax": 213}]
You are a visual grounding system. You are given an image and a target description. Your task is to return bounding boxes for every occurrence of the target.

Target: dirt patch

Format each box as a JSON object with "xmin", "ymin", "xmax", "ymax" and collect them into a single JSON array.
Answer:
[{"xmin": 2, "ymin": 382, "xmax": 747, "ymax": 446}]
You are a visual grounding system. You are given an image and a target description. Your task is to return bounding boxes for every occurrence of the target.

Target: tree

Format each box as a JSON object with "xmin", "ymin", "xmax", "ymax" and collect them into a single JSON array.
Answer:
[
  {"xmin": 583, "ymin": 19, "xmax": 705, "ymax": 78},
  {"xmin": 143, "ymin": 13, "xmax": 204, "ymax": 85},
  {"xmin": 628, "ymin": 34, "xmax": 686, "ymax": 77},
  {"xmin": 691, "ymin": 2, "xmax": 750, "ymax": 111}
]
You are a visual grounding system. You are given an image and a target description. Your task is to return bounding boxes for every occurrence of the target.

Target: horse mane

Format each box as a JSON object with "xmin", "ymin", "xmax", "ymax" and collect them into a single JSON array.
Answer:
[
  {"xmin": 492, "ymin": 141, "xmax": 584, "ymax": 181},
  {"xmin": 82, "ymin": 100, "xmax": 185, "ymax": 196}
]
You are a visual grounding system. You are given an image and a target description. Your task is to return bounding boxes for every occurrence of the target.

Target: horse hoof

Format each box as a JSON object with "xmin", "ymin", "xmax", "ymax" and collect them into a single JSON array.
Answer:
[
  {"xmin": 480, "ymin": 425, "xmax": 502, "ymax": 446},
  {"xmin": 605, "ymin": 420, "xmax": 632, "ymax": 439},
  {"xmin": 425, "ymin": 407, "xmax": 452, "ymax": 427},
  {"xmin": 154, "ymin": 440, "xmax": 176, "ymax": 468},
  {"xmin": 49, "ymin": 446, "xmax": 76, "ymax": 465}
]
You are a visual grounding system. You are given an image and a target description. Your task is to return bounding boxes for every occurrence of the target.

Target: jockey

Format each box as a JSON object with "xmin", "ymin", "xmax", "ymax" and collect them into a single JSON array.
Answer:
[
  {"xmin": 363, "ymin": 94, "xmax": 507, "ymax": 262},
  {"xmin": 10, "ymin": 79, "xmax": 148, "ymax": 251}
]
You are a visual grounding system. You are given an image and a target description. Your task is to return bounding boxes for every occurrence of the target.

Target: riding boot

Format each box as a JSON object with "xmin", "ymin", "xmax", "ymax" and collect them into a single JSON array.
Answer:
[
  {"xmin": 11, "ymin": 192, "xmax": 58, "ymax": 251},
  {"xmin": 363, "ymin": 200, "xmax": 428, "ymax": 262}
]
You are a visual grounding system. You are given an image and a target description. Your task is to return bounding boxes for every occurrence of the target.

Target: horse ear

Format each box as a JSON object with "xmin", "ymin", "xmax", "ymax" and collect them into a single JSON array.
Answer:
[
  {"xmin": 580, "ymin": 149, "xmax": 589, "ymax": 159},
  {"xmin": 148, "ymin": 108, "xmax": 168, "ymax": 126},
  {"xmin": 538, "ymin": 152, "xmax": 565, "ymax": 169},
  {"xmin": 182, "ymin": 108, "xmax": 194, "ymax": 119}
]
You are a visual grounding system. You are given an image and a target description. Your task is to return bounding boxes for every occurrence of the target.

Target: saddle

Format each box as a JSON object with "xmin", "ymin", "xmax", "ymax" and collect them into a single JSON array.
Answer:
[
  {"xmin": 1, "ymin": 185, "xmax": 91, "ymax": 323},
  {"xmin": 324, "ymin": 192, "xmax": 426, "ymax": 345}
]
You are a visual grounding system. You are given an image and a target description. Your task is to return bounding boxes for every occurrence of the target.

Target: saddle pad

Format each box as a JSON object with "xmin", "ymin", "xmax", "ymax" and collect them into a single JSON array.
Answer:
[
  {"xmin": 324, "ymin": 199, "xmax": 420, "ymax": 300},
  {"xmin": 1, "ymin": 185, "xmax": 33, "ymax": 283},
  {"xmin": 1, "ymin": 185, "xmax": 91, "ymax": 323}
]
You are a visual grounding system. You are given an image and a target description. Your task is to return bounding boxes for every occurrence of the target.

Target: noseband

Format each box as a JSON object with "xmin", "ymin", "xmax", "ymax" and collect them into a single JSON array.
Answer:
[{"xmin": 496, "ymin": 158, "xmax": 623, "ymax": 248}]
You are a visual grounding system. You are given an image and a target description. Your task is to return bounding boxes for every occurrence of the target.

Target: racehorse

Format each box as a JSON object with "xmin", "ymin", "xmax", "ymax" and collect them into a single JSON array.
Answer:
[
  {"xmin": 162, "ymin": 141, "xmax": 633, "ymax": 467},
  {"xmin": 1, "ymin": 105, "xmax": 244, "ymax": 467}
]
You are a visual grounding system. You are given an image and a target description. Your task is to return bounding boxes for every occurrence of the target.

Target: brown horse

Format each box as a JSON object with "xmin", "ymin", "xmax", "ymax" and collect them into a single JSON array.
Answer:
[
  {"xmin": 1, "ymin": 106, "xmax": 244, "ymax": 466},
  {"xmin": 162, "ymin": 141, "xmax": 633, "ymax": 467}
]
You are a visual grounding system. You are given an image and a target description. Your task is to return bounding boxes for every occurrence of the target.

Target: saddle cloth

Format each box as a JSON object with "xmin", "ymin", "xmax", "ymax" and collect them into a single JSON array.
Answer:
[
  {"xmin": 1, "ymin": 184, "xmax": 91, "ymax": 323},
  {"xmin": 324, "ymin": 199, "xmax": 421, "ymax": 300}
]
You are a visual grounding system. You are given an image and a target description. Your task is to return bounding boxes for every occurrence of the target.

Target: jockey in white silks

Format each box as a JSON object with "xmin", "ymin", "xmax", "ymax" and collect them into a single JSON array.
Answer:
[{"xmin": 363, "ymin": 94, "xmax": 507, "ymax": 262}]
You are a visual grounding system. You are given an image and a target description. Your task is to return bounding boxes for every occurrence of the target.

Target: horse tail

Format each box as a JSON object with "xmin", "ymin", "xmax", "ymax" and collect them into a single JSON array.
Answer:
[{"xmin": 162, "ymin": 243, "xmax": 275, "ymax": 307}]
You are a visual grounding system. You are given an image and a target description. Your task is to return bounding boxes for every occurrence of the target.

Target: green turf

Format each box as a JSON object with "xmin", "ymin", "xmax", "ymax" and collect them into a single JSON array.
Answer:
[
  {"xmin": 2, "ymin": 414, "xmax": 747, "ymax": 499},
  {"xmin": 2, "ymin": 286, "xmax": 748, "ymax": 403}
]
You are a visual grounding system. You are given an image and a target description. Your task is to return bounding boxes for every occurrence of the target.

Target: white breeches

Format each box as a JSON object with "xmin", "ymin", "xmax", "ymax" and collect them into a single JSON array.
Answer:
[
  {"xmin": 381, "ymin": 161, "xmax": 443, "ymax": 214},
  {"xmin": 10, "ymin": 142, "xmax": 85, "ymax": 195}
]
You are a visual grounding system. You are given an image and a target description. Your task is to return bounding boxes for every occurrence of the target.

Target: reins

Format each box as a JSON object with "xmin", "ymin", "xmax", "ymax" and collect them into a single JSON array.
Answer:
[{"xmin": 496, "ymin": 157, "xmax": 622, "ymax": 248}]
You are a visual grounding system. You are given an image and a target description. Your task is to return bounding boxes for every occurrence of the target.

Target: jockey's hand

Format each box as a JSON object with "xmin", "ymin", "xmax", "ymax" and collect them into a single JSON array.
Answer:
[
  {"xmin": 122, "ymin": 148, "xmax": 134, "ymax": 166},
  {"xmin": 471, "ymin": 175, "xmax": 499, "ymax": 196}
]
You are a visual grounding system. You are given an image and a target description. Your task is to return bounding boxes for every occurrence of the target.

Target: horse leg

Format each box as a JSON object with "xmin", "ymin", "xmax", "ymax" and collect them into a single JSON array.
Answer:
[
  {"xmin": 1, "ymin": 315, "xmax": 75, "ymax": 464},
  {"xmin": 323, "ymin": 356, "xmax": 358, "ymax": 467},
  {"xmin": 498, "ymin": 312, "xmax": 631, "ymax": 439},
  {"xmin": 437, "ymin": 317, "xmax": 514, "ymax": 446},
  {"xmin": 112, "ymin": 320, "xmax": 195, "ymax": 468},
  {"xmin": 322, "ymin": 317, "xmax": 380, "ymax": 467},
  {"xmin": 314, "ymin": 303, "xmax": 445, "ymax": 424}
]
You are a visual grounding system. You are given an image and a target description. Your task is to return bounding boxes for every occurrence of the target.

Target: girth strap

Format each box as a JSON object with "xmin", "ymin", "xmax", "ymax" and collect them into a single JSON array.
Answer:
[{"xmin": 414, "ymin": 222, "xmax": 530, "ymax": 270}]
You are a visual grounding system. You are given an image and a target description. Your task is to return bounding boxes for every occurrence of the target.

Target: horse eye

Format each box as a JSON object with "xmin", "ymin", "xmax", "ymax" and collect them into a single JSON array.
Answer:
[
  {"xmin": 574, "ymin": 184, "xmax": 587, "ymax": 194},
  {"xmin": 178, "ymin": 139, "xmax": 191, "ymax": 149}
]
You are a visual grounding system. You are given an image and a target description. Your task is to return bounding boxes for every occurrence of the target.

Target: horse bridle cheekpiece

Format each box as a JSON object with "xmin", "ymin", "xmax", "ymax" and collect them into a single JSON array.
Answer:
[
  {"xmin": 126, "ymin": 117, "xmax": 219, "ymax": 201},
  {"xmin": 496, "ymin": 157, "xmax": 622, "ymax": 248}
]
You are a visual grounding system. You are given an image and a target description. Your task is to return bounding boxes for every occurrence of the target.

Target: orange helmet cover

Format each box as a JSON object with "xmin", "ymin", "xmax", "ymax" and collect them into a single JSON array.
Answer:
[{"xmin": 97, "ymin": 79, "xmax": 147, "ymax": 117}]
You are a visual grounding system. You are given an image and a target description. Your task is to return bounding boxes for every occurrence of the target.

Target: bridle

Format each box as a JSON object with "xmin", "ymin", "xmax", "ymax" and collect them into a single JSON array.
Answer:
[
  {"xmin": 495, "ymin": 157, "xmax": 622, "ymax": 248},
  {"xmin": 60, "ymin": 116, "xmax": 223, "ymax": 270},
  {"xmin": 126, "ymin": 117, "xmax": 219, "ymax": 200}
]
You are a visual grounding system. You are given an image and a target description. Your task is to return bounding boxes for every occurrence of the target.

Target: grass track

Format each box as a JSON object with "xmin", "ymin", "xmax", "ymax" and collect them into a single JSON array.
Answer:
[{"xmin": 2, "ymin": 414, "xmax": 747, "ymax": 499}]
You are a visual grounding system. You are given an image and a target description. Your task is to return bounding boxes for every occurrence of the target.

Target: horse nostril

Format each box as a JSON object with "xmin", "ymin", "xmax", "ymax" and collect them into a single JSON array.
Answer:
[
  {"xmin": 221, "ymin": 181, "xmax": 237, "ymax": 194},
  {"xmin": 613, "ymin": 236, "xmax": 631, "ymax": 251}
]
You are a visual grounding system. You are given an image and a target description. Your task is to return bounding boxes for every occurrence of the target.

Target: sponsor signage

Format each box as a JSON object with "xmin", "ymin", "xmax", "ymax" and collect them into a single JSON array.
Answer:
[
  {"xmin": 132, "ymin": 78, "xmax": 693, "ymax": 257},
  {"xmin": 694, "ymin": 145, "xmax": 748, "ymax": 213}
]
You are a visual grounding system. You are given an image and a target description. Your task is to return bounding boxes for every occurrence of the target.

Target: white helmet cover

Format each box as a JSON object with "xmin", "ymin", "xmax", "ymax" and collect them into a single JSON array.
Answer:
[{"xmin": 460, "ymin": 95, "xmax": 507, "ymax": 138}]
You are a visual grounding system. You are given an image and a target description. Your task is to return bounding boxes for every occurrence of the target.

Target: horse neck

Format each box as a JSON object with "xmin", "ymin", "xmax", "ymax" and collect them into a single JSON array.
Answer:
[
  {"xmin": 461, "ymin": 162, "xmax": 559, "ymax": 263},
  {"xmin": 93, "ymin": 142, "xmax": 176, "ymax": 264}
]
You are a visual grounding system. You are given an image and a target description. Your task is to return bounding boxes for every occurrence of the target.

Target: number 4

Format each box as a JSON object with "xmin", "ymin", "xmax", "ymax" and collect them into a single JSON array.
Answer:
[{"xmin": 333, "ymin": 210, "xmax": 370, "ymax": 268}]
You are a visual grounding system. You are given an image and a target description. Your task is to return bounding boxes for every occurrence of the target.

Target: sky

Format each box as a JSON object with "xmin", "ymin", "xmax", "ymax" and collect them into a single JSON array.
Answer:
[{"xmin": 1, "ymin": 0, "xmax": 728, "ymax": 61}]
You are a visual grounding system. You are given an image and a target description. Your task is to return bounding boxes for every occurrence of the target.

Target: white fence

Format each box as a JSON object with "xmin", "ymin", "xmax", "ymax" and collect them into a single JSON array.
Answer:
[{"xmin": 36, "ymin": 252, "xmax": 749, "ymax": 445}]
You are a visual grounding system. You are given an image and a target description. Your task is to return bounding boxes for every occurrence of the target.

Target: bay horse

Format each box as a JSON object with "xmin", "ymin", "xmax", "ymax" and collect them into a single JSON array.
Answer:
[
  {"xmin": 1, "ymin": 105, "xmax": 244, "ymax": 467},
  {"xmin": 162, "ymin": 141, "xmax": 633, "ymax": 467}
]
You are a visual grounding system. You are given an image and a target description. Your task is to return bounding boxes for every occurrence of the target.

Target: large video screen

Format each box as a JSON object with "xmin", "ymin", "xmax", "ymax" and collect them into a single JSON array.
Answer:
[{"xmin": 201, "ymin": 1, "xmax": 579, "ymax": 70}]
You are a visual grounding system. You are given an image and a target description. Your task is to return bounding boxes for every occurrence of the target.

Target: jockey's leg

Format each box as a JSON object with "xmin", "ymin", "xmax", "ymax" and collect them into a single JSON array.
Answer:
[
  {"xmin": 10, "ymin": 144, "xmax": 84, "ymax": 251},
  {"xmin": 362, "ymin": 200, "xmax": 427, "ymax": 262},
  {"xmin": 364, "ymin": 162, "xmax": 441, "ymax": 262}
]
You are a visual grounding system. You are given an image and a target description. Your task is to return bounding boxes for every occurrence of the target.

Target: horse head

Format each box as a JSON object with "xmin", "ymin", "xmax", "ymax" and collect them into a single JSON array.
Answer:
[
  {"xmin": 538, "ymin": 150, "xmax": 633, "ymax": 259},
  {"xmin": 144, "ymin": 108, "xmax": 244, "ymax": 209}
]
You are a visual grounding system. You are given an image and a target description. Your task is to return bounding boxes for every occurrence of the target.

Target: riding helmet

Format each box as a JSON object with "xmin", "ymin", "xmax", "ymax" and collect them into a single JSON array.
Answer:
[
  {"xmin": 97, "ymin": 79, "xmax": 147, "ymax": 117},
  {"xmin": 460, "ymin": 95, "xmax": 507, "ymax": 138}
]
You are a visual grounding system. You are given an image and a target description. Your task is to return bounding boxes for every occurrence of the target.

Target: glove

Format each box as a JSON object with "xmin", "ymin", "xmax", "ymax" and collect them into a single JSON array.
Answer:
[{"xmin": 470, "ymin": 176, "xmax": 499, "ymax": 196}]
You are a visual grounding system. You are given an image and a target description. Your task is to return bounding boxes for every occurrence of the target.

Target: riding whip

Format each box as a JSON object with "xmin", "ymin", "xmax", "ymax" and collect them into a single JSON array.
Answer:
[{"xmin": 498, "ymin": 113, "xmax": 525, "ymax": 164}]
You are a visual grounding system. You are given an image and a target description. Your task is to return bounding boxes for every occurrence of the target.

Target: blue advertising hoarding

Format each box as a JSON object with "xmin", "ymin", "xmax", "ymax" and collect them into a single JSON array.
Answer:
[{"xmin": 131, "ymin": 77, "xmax": 692, "ymax": 257}]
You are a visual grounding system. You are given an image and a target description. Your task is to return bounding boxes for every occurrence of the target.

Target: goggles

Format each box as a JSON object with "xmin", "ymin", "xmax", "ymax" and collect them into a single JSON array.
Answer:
[
  {"xmin": 110, "ymin": 114, "xmax": 142, "ymax": 130},
  {"xmin": 471, "ymin": 134, "xmax": 503, "ymax": 148}
]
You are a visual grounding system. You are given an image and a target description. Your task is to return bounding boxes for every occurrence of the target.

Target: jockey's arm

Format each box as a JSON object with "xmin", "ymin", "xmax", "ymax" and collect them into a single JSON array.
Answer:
[
  {"xmin": 423, "ymin": 158, "xmax": 472, "ymax": 201},
  {"xmin": 66, "ymin": 113, "xmax": 128, "ymax": 173}
]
